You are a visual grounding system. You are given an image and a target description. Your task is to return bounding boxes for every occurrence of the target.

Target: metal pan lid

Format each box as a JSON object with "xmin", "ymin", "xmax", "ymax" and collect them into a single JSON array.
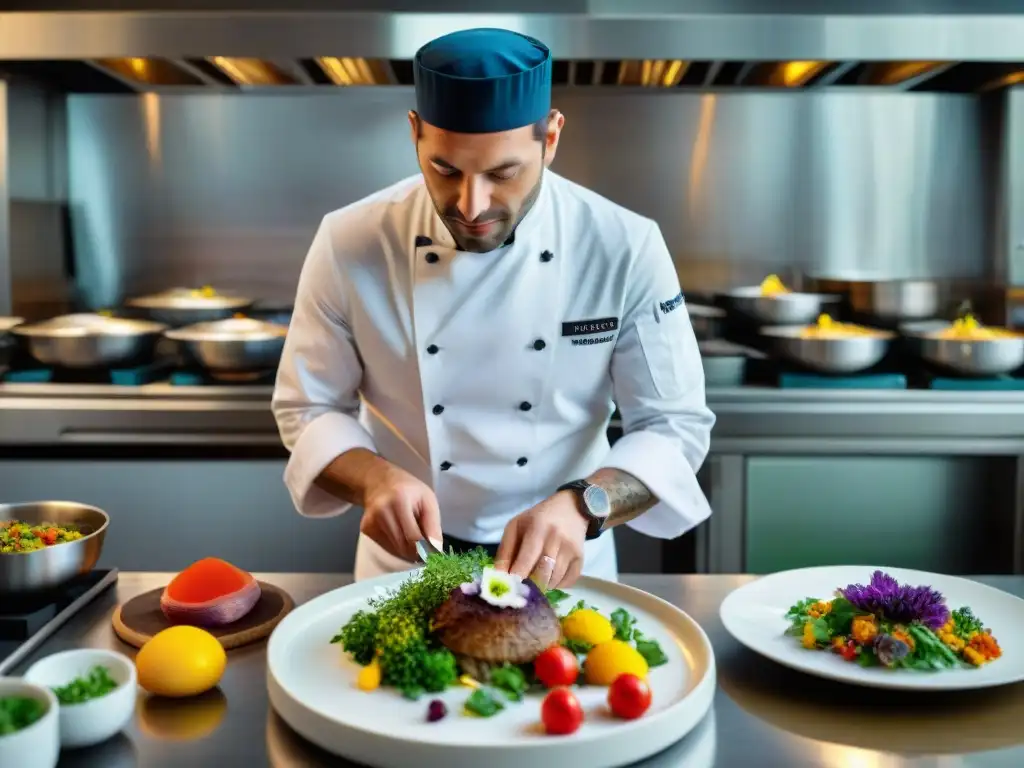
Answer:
[
  {"xmin": 12, "ymin": 313, "xmax": 167, "ymax": 337},
  {"xmin": 164, "ymin": 316, "xmax": 288, "ymax": 342},
  {"xmin": 127, "ymin": 287, "xmax": 253, "ymax": 310}
]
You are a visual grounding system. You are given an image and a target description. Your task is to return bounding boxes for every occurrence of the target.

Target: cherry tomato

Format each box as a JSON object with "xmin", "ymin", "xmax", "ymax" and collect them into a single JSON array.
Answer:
[
  {"xmin": 541, "ymin": 687, "xmax": 584, "ymax": 735},
  {"xmin": 607, "ymin": 674, "xmax": 652, "ymax": 720},
  {"xmin": 840, "ymin": 641, "xmax": 858, "ymax": 662},
  {"xmin": 534, "ymin": 645, "xmax": 579, "ymax": 688}
]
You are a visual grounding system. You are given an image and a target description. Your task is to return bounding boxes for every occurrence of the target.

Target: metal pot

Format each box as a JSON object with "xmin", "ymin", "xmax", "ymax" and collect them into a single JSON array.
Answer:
[
  {"xmin": 0, "ymin": 316, "xmax": 24, "ymax": 367},
  {"xmin": 901, "ymin": 321, "xmax": 1024, "ymax": 376},
  {"xmin": 722, "ymin": 286, "xmax": 841, "ymax": 326},
  {"xmin": 761, "ymin": 325, "xmax": 896, "ymax": 374},
  {"xmin": 687, "ymin": 304, "xmax": 726, "ymax": 340},
  {"xmin": 126, "ymin": 287, "xmax": 253, "ymax": 327},
  {"xmin": 12, "ymin": 314, "xmax": 168, "ymax": 369},
  {"xmin": 165, "ymin": 317, "xmax": 288, "ymax": 373},
  {"xmin": 0, "ymin": 501, "xmax": 109, "ymax": 594},
  {"xmin": 816, "ymin": 279, "xmax": 941, "ymax": 321}
]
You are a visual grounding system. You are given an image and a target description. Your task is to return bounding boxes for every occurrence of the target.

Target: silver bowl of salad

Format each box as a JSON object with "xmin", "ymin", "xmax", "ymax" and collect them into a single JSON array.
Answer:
[{"xmin": 0, "ymin": 502, "xmax": 109, "ymax": 594}]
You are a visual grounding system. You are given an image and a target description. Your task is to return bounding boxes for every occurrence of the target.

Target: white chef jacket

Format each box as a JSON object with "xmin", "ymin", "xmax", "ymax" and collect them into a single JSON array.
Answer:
[{"xmin": 272, "ymin": 170, "xmax": 715, "ymax": 582}]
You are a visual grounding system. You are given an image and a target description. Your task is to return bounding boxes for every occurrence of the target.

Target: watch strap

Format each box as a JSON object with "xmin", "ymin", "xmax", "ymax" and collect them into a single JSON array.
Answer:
[{"xmin": 557, "ymin": 480, "xmax": 606, "ymax": 540}]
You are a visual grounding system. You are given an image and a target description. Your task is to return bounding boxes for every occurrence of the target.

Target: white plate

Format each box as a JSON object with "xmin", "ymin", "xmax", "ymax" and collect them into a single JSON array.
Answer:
[
  {"xmin": 267, "ymin": 572, "xmax": 716, "ymax": 768},
  {"xmin": 720, "ymin": 565, "xmax": 1024, "ymax": 690}
]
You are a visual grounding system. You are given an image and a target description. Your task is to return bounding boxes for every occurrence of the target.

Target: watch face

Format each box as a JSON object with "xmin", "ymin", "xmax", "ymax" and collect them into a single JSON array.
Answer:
[{"xmin": 582, "ymin": 484, "xmax": 611, "ymax": 520}]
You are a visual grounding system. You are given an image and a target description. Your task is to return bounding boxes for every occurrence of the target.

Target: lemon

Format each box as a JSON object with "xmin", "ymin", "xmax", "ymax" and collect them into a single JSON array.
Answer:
[
  {"xmin": 561, "ymin": 609, "xmax": 615, "ymax": 646},
  {"xmin": 584, "ymin": 640, "xmax": 649, "ymax": 686},
  {"xmin": 136, "ymin": 625, "xmax": 227, "ymax": 698}
]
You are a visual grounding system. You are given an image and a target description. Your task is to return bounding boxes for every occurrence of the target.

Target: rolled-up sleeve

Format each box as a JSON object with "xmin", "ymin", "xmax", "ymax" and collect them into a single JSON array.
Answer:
[
  {"xmin": 603, "ymin": 222, "xmax": 716, "ymax": 539},
  {"xmin": 272, "ymin": 217, "xmax": 376, "ymax": 518}
]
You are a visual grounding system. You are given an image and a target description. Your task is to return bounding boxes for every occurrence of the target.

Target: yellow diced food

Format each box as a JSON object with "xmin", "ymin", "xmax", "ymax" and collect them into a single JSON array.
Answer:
[
  {"xmin": 850, "ymin": 616, "xmax": 878, "ymax": 645},
  {"xmin": 802, "ymin": 622, "xmax": 817, "ymax": 649},
  {"xmin": 357, "ymin": 659, "xmax": 381, "ymax": 691},
  {"xmin": 561, "ymin": 608, "xmax": 615, "ymax": 646}
]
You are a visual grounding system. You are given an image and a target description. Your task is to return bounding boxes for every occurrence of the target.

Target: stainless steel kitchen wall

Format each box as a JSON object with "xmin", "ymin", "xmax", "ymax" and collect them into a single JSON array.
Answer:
[
  {"xmin": 7, "ymin": 78, "xmax": 70, "ymax": 319},
  {"xmin": 65, "ymin": 89, "xmax": 986, "ymax": 308}
]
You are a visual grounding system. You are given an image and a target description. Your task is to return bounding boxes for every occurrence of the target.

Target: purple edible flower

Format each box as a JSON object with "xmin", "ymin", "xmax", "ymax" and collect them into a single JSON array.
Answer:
[
  {"xmin": 839, "ymin": 570, "xmax": 950, "ymax": 629},
  {"xmin": 873, "ymin": 634, "xmax": 910, "ymax": 667}
]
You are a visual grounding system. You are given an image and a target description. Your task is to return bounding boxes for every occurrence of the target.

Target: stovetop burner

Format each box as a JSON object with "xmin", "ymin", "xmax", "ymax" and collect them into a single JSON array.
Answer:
[
  {"xmin": 1, "ymin": 361, "xmax": 276, "ymax": 387},
  {"xmin": 0, "ymin": 569, "xmax": 118, "ymax": 675}
]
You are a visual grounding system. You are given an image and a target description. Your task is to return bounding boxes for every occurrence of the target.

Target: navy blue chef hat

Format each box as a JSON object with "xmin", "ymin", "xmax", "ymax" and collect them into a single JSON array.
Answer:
[{"xmin": 413, "ymin": 28, "xmax": 552, "ymax": 134}]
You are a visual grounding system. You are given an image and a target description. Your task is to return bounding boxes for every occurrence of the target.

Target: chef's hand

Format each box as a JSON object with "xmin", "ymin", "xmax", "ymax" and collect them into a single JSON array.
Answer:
[
  {"xmin": 360, "ymin": 462, "xmax": 443, "ymax": 563},
  {"xmin": 495, "ymin": 491, "xmax": 588, "ymax": 590}
]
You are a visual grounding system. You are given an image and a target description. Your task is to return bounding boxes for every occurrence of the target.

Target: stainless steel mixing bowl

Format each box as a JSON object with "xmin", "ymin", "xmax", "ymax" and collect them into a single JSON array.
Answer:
[
  {"xmin": 722, "ymin": 286, "xmax": 841, "ymax": 326},
  {"xmin": 165, "ymin": 316, "xmax": 287, "ymax": 373},
  {"xmin": 0, "ymin": 501, "xmax": 109, "ymax": 594},
  {"xmin": 12, "ymin": 313, "xmax": 167, "ymax": 369},
  {"xmin": 761, "ymin": 325, "xmax": 896, "ymax": 374},
  {"xmin": 901, "ymin": 322, "xmax": 1024, "ymax": 376},
  {"xmin": 127, "ymin": 287, "xmax": 253, "ymax": 327}
]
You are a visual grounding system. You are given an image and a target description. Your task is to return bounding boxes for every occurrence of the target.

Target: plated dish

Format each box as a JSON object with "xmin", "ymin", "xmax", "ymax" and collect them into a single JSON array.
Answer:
[
  {"xmin": 267, "ymin": 551, "xmax": 715, "ymax": 768},
  {"xmin": 720, "ymin": 565, "xmax": 1024, "ymax": 691},
  {"xmin": 332, "ymin": 550, "xmax": 666, "ymax": 730},
  {"xmin": 786, "ymin": 570, "xmax": 1001, "ymax": 670}
]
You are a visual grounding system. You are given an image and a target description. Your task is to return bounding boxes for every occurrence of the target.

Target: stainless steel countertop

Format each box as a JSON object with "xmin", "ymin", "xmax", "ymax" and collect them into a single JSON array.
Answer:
[
  {"xmin": 10, "ymin": 573, "xmax": 1024, "ymax": 767},
  {"xmin": 3, "ymin": 384, "xmax": 1024, "ymax": 452}
]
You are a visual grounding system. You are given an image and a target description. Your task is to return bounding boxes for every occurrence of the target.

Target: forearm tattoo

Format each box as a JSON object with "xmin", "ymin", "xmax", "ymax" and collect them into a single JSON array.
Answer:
[{"xmin": 586, "ymin": 468, "xmax": 658, "ymax": 530}]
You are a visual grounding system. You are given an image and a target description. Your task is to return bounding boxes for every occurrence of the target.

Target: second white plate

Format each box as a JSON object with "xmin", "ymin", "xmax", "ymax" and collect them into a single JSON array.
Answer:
[{"xmin": 720, "ymin": 565, "xmax": 1024, "ymax": 691}]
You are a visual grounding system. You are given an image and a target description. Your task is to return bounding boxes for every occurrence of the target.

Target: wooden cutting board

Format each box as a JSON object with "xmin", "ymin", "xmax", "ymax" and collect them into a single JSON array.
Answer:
[{"xmin": 112, "ymin": 581, "xmax": 294, "ymax": 650}]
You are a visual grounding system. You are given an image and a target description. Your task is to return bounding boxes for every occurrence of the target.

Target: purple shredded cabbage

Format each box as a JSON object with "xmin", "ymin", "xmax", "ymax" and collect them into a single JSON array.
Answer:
[{"xmin": 839, "ymin": 570, "xmax": 950, "ymax": 629}]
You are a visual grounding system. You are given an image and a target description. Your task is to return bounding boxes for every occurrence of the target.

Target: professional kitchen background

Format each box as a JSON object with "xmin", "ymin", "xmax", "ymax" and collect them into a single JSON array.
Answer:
[{"xmin": 1, "ymin": 2, "xmax": 1023, "ymax": 578}]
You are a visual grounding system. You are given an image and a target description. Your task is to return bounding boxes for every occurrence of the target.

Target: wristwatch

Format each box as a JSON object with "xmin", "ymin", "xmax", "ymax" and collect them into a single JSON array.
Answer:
[{"xmin": 557, "ymin": 480, "xmax": 611, "ymax": 540}]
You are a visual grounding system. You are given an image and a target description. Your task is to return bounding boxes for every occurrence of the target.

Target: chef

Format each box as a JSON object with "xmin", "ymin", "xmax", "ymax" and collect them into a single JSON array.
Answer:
[{"xmin": 272, "ymin": 27, "xmax": 715, "ymax": 587}]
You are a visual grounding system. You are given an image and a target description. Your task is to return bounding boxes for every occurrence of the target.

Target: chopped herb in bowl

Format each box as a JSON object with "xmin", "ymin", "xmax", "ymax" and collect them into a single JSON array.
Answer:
[
  {"xmin": 0, "ymin": 696, "xmax": 46, "ymax": 735},
  {"xmin": 52, "ymin": 665, "xmax": 118, "ymax": 706}
]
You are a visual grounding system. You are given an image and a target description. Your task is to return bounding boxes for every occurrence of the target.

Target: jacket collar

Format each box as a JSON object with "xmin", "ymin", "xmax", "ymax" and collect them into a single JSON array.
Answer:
[{"xmin": 419, "ymin": 171, "xmax": 551, "ymax": 253}]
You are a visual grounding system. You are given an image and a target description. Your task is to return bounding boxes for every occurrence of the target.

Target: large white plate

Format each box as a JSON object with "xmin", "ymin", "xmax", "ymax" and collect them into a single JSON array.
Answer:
[
  {"xmin": 720, "ymin": 565, "xmax": 1024, "ymax": 690},
  {"xmin": 267, "ymin": 572, "xmax": 716, "ymax": 768}
]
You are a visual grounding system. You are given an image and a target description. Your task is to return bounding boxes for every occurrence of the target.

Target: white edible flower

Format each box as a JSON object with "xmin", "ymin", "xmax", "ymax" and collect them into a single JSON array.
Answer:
[{"xmin": 478, "ymin": 567, "xmax": 530, "ymax": 610}]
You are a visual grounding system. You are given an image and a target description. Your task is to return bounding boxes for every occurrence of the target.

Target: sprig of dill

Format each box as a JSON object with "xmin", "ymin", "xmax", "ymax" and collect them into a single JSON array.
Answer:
[{"xmin": 330, "ymin": 548, "xmax": 494, "ymax": 695}]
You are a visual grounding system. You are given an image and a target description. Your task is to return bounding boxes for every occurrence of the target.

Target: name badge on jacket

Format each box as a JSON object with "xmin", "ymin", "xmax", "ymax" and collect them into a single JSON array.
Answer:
[{"xmin": 562, "ymin": 316, "xmax": 619, "ymax": 346}]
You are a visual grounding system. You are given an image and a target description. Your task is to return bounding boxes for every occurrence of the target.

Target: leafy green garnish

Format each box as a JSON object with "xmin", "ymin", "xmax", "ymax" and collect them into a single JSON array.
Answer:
[
  {"xmin": 855, "ymin": 650, "xmax": 877, "ymax": 667},
  {"xmin": 490, "ymin": 664, "xmax": 528, "ymax": 702},
  {"xmin": 783, "ymin": 596, "xmax": 856, "ymax": 643},
  {"xmin": 0, "ymin": 696, "xmax": 45, "ymax": 735},
  {"xmin": 951, "ymin": 607, "xmax": 985, "ymax": 639},
  {"xmin": 330, "ymin": 609, "xmax": 378, "ymax": 665},
  {"xmin": 464, "ymin": 688, "xmax": 504, "ymax": 717},
  {"xmin": 635, "ymin": 634, "xmax": 669, "ymax": 668},
  {"xmin": 545, "ymin": 588, "xmax": 570, "ymax": 606},
  {"xmin": 562, "ymin": 638, "xmax": 593, "ymax": 655},
  {"xmin": 610, "ymin": 607, "xmax": 637, "ymax": 642},
  {"xmin": 332, "ymin": 548, "xmax": 491, "ymax": 695},
  {"xmin": 783, "ymin": 597, "xmax": 819, "ymax": 635},
  {"xmin": 822, "ymin": 598, "xmax": 857, "ymax": 635},
  {"xmin": 52, "ymin": 665, "xmax": 117, "ymax": 706}
]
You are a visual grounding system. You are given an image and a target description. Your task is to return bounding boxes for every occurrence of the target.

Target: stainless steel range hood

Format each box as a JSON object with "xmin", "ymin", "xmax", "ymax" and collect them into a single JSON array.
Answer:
[{"xmin": 3, "ymin": 1, "xmax": 1024, "ymax": 92}]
